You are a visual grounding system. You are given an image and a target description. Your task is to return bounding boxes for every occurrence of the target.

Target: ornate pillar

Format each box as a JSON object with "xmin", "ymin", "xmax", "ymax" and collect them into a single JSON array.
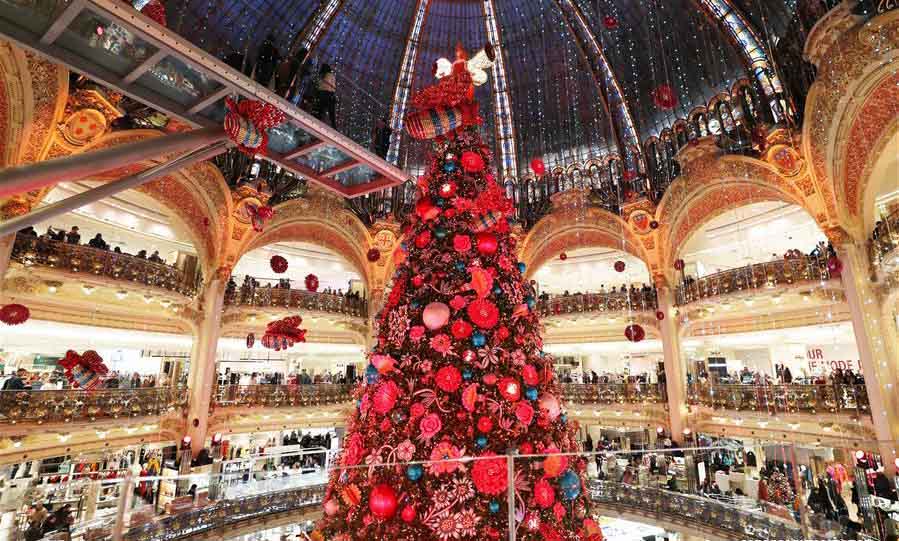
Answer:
[
  {"xmin": 657, "ymin": 286, "xmax": 687, "ymax": 440},
  {"xmin": 838, "ymin": 243, "xmax": 899, "ymax": 475},
  {"xmin": 184, "ymin": 269, "xmax": 227, "ymax": 455},
  {"xmin": 0, "ymin": 197, "xmax": 30, "ymax": 288}
]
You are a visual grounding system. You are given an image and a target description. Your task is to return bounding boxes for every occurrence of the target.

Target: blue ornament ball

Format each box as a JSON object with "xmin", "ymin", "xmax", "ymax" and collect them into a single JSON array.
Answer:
[
  {"xmin": 525, "ymin": 296, "xmax": 536, "ymax": 310},
  {"xmin": 443, "ymin": 161, "xmax": 457, "ymax": 173},
  {"xmin": 476, "ymin": 435, "xmax": 488, "ymax": 448},
  {"xmin": 434, "ymin": 227, "xmax": 448, "ymax": 239},
  {"xmin": 525, "ymin": 387, "xmax": 539, "ymax": 401},
  {"xmin": 435, "ymin": 197, "xmax": 446, "ymax": 208},
  {"xmin": 471, "ymin": 332, "xmax": 486, "ymax": 347},
  {"xmin": 454, "ymin": 261, "xmax": 466, "ymax": 272},
  {"xmin": 560, "ymin": 413, "xmax": 568, "ymax": 423},
  {"xmin": 411, "ymin": 300, "xmax": 421, "ymax": 309},
  {"xmin": 489, "ymin": 501, "xmax": 501, "ymax": 513},
  {"xmin": 463, "ymin": 369, "xmax": 473, "ymax": 380},
  {"xmin": 559, "ymin": 470, "xmax": 581, "ymax": 500},
  {"xmin": 492, "ymin": 285, "xmax": 502, "ymax": 295},
  {"xmin": 517, "ymin": 262, "xmax": 526, "ymax": 273},
  {"xmin": 406, "ymin": 464, "xmax": 423, "ymax": 481},
  {"xmin": 365, "ymin": 364, "xmax": 379, "ymax": 384}
]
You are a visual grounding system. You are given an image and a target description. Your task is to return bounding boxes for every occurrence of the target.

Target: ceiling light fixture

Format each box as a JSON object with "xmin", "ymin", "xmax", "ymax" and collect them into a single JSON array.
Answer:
[
  {"xmin": 81, "ymin": 284, "xmax": 95, "ymax": 295},
  {"xmin": 115, "ymin": 290, "xmax": 128, "ymax": 300}
]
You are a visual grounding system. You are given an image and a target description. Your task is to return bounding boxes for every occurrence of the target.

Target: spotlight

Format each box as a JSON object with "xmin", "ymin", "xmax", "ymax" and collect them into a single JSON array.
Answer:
[
  {"xmin": 115, "ymin": 290, "xmax": 128, "ymax": 300},
  {"xmin": 81, "ymin": 284, "xmax": 95, "ymax": 295}
]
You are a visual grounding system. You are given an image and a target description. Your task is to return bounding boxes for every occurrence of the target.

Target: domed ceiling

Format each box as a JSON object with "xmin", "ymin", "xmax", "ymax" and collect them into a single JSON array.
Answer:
[{"xmin": 173, "ymin": 0, "xmax": 797, "ymax": 176}]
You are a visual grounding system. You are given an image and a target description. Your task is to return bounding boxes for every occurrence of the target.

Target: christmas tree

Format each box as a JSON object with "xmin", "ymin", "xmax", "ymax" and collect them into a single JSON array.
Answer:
[{"xmin": 314, "ymin": 44, "xmax": 602, "ymax": 541}]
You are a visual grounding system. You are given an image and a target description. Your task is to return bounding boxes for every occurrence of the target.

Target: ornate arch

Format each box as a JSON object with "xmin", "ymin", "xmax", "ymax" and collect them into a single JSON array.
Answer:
[
  {"xmin": 803, "ymin": 8, "xmax": 899, "ymax": 238},
  {"xmin": 231, "ymin": 190, "xmax": 375, "ymax": 292}
]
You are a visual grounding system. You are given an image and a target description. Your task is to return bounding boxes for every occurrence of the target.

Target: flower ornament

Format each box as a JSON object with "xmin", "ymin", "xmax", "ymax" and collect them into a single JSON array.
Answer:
[
  {"xmin": 471, "ymin": 453, "xmax": 508, "ymax": 495},
  {"xmin": 419, "ymin": 413, "xmax": 443, "ymax": 441}
]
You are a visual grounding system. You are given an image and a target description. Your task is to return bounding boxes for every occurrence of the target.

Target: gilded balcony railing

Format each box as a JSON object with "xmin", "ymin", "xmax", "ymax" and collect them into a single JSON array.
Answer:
[
  {"xmin": 686, "ymin": 383, "xmax": 869, "ymax": 416},
  {"xmin": 537, "ymin": 290, "xmax": 658, "ymax": 317},
  {"xmin": 674, "ymin": 256, "xmax": 832, "ymax": 306},
  {"xmin": 10, "ymin": 234, "xmax": 201, "ymax": 296},
  {"xmin": 0, "ymin": 386, "xmax": 188, "ymax": 424},
  {"xmin": 870, "ymin": 207, "xmax": 899, "ymax": 270},
  {"xmin": 224, "ymin": 277, "xmax": 368, "ymax": 318},
  {"xmin": 213, "ymin": 384, "xmax": 355, "ymax": 409},
  {"xmin": 588, "ymin": 480, "xmax": 804, "ymax": 538},
  {"xmin": 560, "ymin": 383, "xmax": 665, "ymax": 405}
]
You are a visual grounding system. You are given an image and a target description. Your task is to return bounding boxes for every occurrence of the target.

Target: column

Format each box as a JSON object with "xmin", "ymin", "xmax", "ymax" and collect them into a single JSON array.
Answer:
[
  {"xmin": 657, "ymin": 286, "xmax": 687, "ymax": 440},
  {"xmin": 838, "ymin": 243, "xmax": 899, "ymax": 476},
  {"xmin": 185, "ymin": 272, "xmax": 226, "ymax": 455},
  {"xmin": 0, "ymin": 234, "xmax": 15, "ymax": 288}
]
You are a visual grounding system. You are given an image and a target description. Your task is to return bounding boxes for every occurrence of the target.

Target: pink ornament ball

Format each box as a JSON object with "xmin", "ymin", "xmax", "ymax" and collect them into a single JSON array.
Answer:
[
  {"xmin": 538, "ymin": 393, "xmax": 561, "ymax": 421},
  {"xmin": 369, "ymin": 484, "xmax": 398, "ymax": 519},
  {"xmin": 324, "ymin": 499, "xmax": 340, "ymax": 516},
  {"xmin": 422, "ymin": 301, "xmax": 451, "ymax": 330}
]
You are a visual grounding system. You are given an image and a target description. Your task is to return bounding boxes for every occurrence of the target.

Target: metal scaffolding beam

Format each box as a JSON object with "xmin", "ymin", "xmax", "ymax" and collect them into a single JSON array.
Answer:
[{"xmin": 482, "ymin": 0, "xmax": 519, "ymax": 179}]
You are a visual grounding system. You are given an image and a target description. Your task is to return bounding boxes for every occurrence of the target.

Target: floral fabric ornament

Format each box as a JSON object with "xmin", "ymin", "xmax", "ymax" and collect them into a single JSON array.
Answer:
[
  {"xmin": 0, "ymin": 303, "xmax": 30, "ymax": 325},
  {"xmin": 419, "ymin": 413, "xmax": 442, "ymax": 441},
  {"xmin": 471, "ymin": 453, "xmax": 508, "ymax": 495},
  {"xmin": 366, "ymin": 248, "xmax": 381, "ymax": 262},
  {"xmin": 58, "ymin": 350, "xmax": 109, "ymax": 391},
  {"xmin": 652, "ymin": 84, "xmax": 677, "ymax": 110},
  {"xmin": 530, "ymin": 157, "xmax": 546, "ymax": 176},
  {"xmin": 372, "ymin": 381, "xmax": 400, "ymax": 414},
  {"xmin": 460, "ymin": 150, "xmax": 485, "ymax": 172},
  {"xmin": 270, "ymin": 255, "xmax": 288, "ymax": 274},
  {"xmin": 624, "ymin": 323, "xmax": 645, "ymax": 343},
  {"xmin": 467, "ymin": 299, "xmax": 499, "ymax": 329},
  {"xmin": 498, "ymin": 376, "xmax": 521, "ymax": 402},
  {"xmin": 223, "ymin": 97, "xmax": 286, "ymax": 156},
  {"xmin": 534, "ymin": 478, "xmax": 556, "ymax": 508},
  {"xmin": 435, "ymin": 365, "xmax": 463, "ymax": 393},
  {"xmin": 304, "ymin": 274, "xmax": 319, "ymax": 292}
]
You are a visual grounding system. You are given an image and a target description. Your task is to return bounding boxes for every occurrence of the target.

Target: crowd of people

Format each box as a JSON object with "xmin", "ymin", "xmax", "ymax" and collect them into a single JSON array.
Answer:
[
  {"xmin": 24, "ymin": 502, "xmax": 73, "ymax": 541},
  {"xmin": 0, "ymin": 367, "xmax": 166, "ymax": 391},
  {"xmin": 226, "ymin": 275, "xmax": 367, "ymax": 310},
  {"xmin": 537, "ymin": 283, "xmax": 659, "ymax": 310},
  {"xmin": 219, "ymin": 369, "xmax": 359, "ymax": 387},
  {"xmin": 18, "ymin": 225, "xmax": 167, "ymax": 264}
]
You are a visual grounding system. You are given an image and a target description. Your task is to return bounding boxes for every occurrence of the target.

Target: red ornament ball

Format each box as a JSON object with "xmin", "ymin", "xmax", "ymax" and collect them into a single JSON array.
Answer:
[
  {"xmin": 415, "ymin": 197, "xmax": 440, "ymax": 221},
  {"xmin": 655, "ymin": 310, "xmax": 665, "ymax": 321},
  {"xmin": 0, "ymin": 304, "xmax": 29, "ymax": 325},
  {"xmin": 498, "ymin": 377, "xmax": 522, "ymax": 402},
  {"xmin": 653, "ymin": 84, "xmax": 678, "ymax": 110},
  {"xmin": 438, "ymin": 181, "xmax": 458, "ymax": 198},
  {"xmin": 477, "ymin": 416, "xmax": 494, "ymax": 433},
  {"xmin": 475, "ymin": 232, "xmax": 498, "ymax": 255},
  {"xmin": 368, "ymin": 484, "xmax": 398, "ymax": 519},
  {"xmin": 246, "ymin": 333, "xmax": 255, "ymax": 348},
  {"xmin": 673, "ymin": 259, "xmax": 685, "ymax": 271},
  {"xmin": 530, "ymin": 157, "xmax": 546, "ymax": 176},
  {"xmin": 603, "ymin": 14, "xmax": 619, "ymax": 29},
  {"xmin": 650, "ymin": 220, "xmax": 659, "ymax": 229},
  {"xmin": 400, "ymin": 505, "xmax": 416, "ymax": 523},
  {"xmin": 415, "ymin": 230, "xmax": 432, "ymax": 249},
  {"xmin": 614, "ymin": 260, "xmax": 626, "ymax": 272},
  {"xmin": 827, "ymin": 256, "xmax": 843, "ymax": 276},
  {"xmin": 269, "ymin": 255, "xmax": 288, "ymax": 274},
  {"xmin": 366, "ymin": 248, "xmax": 381, "ymax": 262},
  {"xmin": 460, "ymin": 151, "xmax": 485, "ymax": 173},
  {"xmin": 304, "ymin": 274, "xmax": 319, "ymax": 292},
  {"xmin": 559, "ymin": 252, "xmax": 568, "ymax": 261},
  {"xmin": 624, "ymin": 323, "xmax": 646, "ymax": 343}
]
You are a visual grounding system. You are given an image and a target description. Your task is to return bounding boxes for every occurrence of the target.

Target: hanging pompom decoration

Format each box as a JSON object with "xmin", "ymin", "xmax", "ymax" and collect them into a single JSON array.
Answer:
[
  {"xmin": 270, "ymin": 255, "xmax": 288, "ymax": 274},
  {"xmin": 559, "ymin": 252, "xmax": 568, "ymax": 261},
  {"xmin": 530, "ymin": 158, "xmax": 546, "ymax": 176},
  {"xmin": 127, "ymin": 0, "xmax": 166, "ymax": 26},
  {"xmin": 246, "ymin": 333, "xmax": 255, "ymax": 348},
  {"xmin": 602, "ymin": 14, "xmax": 619, "ymax": 30},
  {"xmin": 367, "ymin": 248, "xmax": 381, "ymax": 262},
  {"xmin": 673, "ymin": 259, "xmax": 685, "ymax": 271},
  {"xmin": 305, "ymin": 274, "xmax": 320, "ymax": 292},
  {"xmin": 652, "ymin": 84, "xmax": 677, "ymax": 110},
  {"xmin": 650, "ymin": 220, "xmax": 659, "ymax": 230},
  {"xmin": 0, "ymin": 303, "xmax": 30, "ymax": 325},
  {"xmin": 461, "ymin": 151, "xmax": 485, "ymax": 173},
  {"xmin": 223, "ymin": 97, "xmax": 286, "ymax": 156},
  {"xmin": 826, "ymin": 256, "xmax": 843, "ymax": 276},
  {"xmin": 614, "ymin": 260, "xmax": 626, "ymax": 272},
  {"xmin": 248, "ymin": 203, "xmax": 275, "ymax": 233},
  {"xmin": 261, "ymin": 316, "xmax": 307, "ymax": 351},
  {"xmin": 655, "ymin": 311, "xmax": 665, "ymax": 321},
  {"xmin": 624, "ymin": 324, "xmax": 645, "ymax": 343}
]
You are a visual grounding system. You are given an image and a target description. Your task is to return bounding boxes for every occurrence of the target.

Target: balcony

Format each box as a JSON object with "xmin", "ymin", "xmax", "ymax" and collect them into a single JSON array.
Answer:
[
  {"xmin": 561, "ymin": 383, "xmax": 665, "ymax": 405},
  {"xmin": 674, "ymin": 256, "xmax": 835, "ymax": 307},
  {"xmin": 213, "ymin": 384, "xmax": 355, "ymax": 409},
  {"xmin": 10, "ymin": 234, "xmax": 200, "ymax": 297},
  {"xmin": 687, "ymin": 382, "xmax": 869, "ymax": 416},
  {"xmin": 224, "ymin": 277, "xmax": 368, "ymax": 319},
  {"xmin": 537, "ymin": 290, "xmax": 658, "ymax": 318},
  {"xmin": 0, "ymin": 386, "xmax": 188, "ymax": 425},
  {"xmin": 870, "ymin": 208, "xmax": 899, "ymax": 274}
]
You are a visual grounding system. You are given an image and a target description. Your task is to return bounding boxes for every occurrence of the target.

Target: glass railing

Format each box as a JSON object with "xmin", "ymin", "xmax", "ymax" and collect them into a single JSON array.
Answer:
[
  {"xmin": 674, "ymin": 256, "xmax": 833, "ymax": 306},
  {"xmin": 224, "ymin": 276, "xmax": 367, "ymax": 318},
  {"xmin": 560, "ymin": 383, "xmax": 665, "ymax": 405},
  {"xmin": 0, "ymin": 386, "xmax": 188, "ymax": 424},
  {"xmin": 11, "ymin": 234, "xmax": 201, "ymax": 297},
  {"xmin": 14, "ymin": 442, "xmax": 894, "ymax": 541},
  {"xmin": 687, "ymin": 382, "xmax": 870, "ymax": 416},
  {"xmin": 537, "ymin": 290, "xmax": 658, "ymax": 317},
  {"xmin": 212, "ymin": 384, "xmax": 354, "ymax": 409}
]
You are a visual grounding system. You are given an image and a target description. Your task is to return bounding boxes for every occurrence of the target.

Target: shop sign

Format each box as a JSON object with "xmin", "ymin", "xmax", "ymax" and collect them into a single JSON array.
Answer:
[{"xmin": 806, "ymin": 346, "xmax": 861, "ymax": 373}]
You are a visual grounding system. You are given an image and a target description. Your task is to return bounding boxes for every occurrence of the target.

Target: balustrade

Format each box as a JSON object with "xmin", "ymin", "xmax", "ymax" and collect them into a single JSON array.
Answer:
[
  {"xmin": 674, "ymin": 256, "xmax": 832, "ymax": 306},
  {"xmin": 11, "ymin": 234, "xmax": 200, "ymax": 296},
  {"xmin": 224, "ymin": 276, "xmax": 368, "ymax": 318},
  {"xmin": 687, "ymin": 382, "xmax": 869, "ymax": 415},
  {"xmin": 561, "ymin": 383, "xmax": 665, "ymax": 405},
  {"xmin": 537, "ymin": 290, "xmax": 658, "ymax": 317},
  {"xmin": 870, "ymin": 207, "xmax": 899, "ymax": 270},
  {"xmin": 213, "ymin": 384, "xmax": 354, "ymax": 409},
  {"xmin": 0, "ymin": 386, "xmax": 188, "ymax": 424}
]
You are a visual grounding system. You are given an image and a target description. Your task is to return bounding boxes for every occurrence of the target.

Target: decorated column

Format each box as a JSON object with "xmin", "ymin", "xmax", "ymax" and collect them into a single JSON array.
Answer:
[
  {"xmin": 657, "ymin": 286, "xmax": 687, "ymax": 441},
  {"xmin": 184, "ymin": 270, "xmax": 227, "ymax": 455},
  {"xmin": 0, "ymin": 234, "xmax": 14, "ymax": 287},
  {"xmin": 838, "ymin": 243, "xmax": 899, "ymax": 475}
]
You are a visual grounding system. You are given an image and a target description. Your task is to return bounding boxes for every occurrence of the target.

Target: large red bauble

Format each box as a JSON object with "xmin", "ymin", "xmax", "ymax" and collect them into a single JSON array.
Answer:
[
  {"xmin": 603, "ymin": 14, "xmax": 619, "ymax": 29},
  {"xmin": 498, "ymin": 377, "xmax": 521, "ymax": 402},
  {"xmin": 415, "ymin": 230, "xmax": 432, "ymax": 248},
  {"xmin": 270, "ymin": 255, "xmax": 288, "ymax": 274},
  {"xmin": 530, "ymin": 157, "xmax": 546, "ymax": 176},
  {"xmin": 368, "ymin": 484, "xmax": 398, "ymax": 519},
  {"xmin": 0, "ymin": 303, "xmax": 30, "ymax": 325},
  {"xmin": 366, "ymin": 248, "xmax": 381, "ymax": 262},
  {"xmin": 460, "ymin": 151, "xmax": 485, "ymax": 172},
  {"xmin": 614, "ymin": 260, "xmax": 625, "ymax": 272},
  {"xmin": 400, "ymin": 505, "xmax": 416, "ymax": 523},
  {"xmin": 304, "ymin": 274, "xmax": 319, "ymax": 292},
  {"xmin": 656, "ymin": 310, "xmax": 665, "ymax": 321},
  {"xmin": 624, "ymin": 324, "xmax": 646, "ymax": 343},
  {"xmin": 476, "ymin": 232, "xmax": 498, "ymax": 255},
  {"xmin": 415, "ymin": 197, "xmax": 440, "ymax": 221},
  {"xmin": 559, "ymin": 252, "xmax": 568, "ymax": 261},
  {"xmin": 652, "ymin": 84, "xmax": 677, "ymax": 109}
]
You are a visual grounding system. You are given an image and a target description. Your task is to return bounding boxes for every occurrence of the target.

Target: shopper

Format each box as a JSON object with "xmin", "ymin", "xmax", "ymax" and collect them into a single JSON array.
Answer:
[{"xmin": 316, "ymin": 64, "xmax": 337, "ymax": 128}]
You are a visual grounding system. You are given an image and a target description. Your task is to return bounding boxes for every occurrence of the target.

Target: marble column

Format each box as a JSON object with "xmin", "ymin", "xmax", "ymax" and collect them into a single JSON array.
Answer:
[
  {"xmin": 185, "ymin": 274, "xmax": 225, "ymax": 456},
  {"xmin": 838, "ymin": 243, "xmax": 898, "ymax": 475},
  {"xmin": 657, "ymin": 286, "xmax": 687, "ymax": 440}
]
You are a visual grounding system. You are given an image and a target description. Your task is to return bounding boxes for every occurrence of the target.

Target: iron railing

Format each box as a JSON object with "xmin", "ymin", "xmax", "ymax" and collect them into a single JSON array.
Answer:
[
  {"xmin": 224, "ymin": 276, "xmax": 367, "ymax": 318},
  {"xmin": 537, "ymin": 290, "xmax": 658, "ymax": 317},
  {"xmin": 0, "ymin": 386, "xmax": 188, "ymax": 424},
  {"xmin": 213, "ymin": 384, "xmax": 354, "ymax": 409},
  {"xmin": 561, "ymin": 383, "xmax": 665, "ymax": 405},
  {"xmin": 687, "ymin": 383, "xmax": 870, "ymax": 415}
]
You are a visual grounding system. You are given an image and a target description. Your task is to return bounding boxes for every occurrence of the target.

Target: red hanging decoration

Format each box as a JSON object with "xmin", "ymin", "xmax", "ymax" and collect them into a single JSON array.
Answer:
[
  {"xmin": 650, "ymin": 220, "xmax": 659, "ymax": 230},
  {"xmin": 367, "ymin": 248, "xmax": 381, "ymax": 262},
  {"xmin": 223, "ymin": 97, "xmax": 286, "ymax": 156},
  {"xmin": 460, "ymin": 151, "xmax": 485, "ymax": 172},
  {"xmin": 530, "ymin": 158, "xmax": 546, "ymax": 176},
  {"xmin": 246, "ymin": 333, "xmax": 255, "ymax": 348},
  {"xmin": 652, "ymin": 84, "xmax": 678, "ymax": 110},
  {"xmin": 0, "ymin": 303, "xmax": 29, "ymax": 325},
  {"xmin": 559, "ymin": 252, "xmax": 568, "ymax": 261},
  {"xmin": 656, "ymin": 310, "xmax": 665, "ymax": 321},
  {"xmin": 602, "ymin": 14, "xmax": 619, "ymax": 30},
  {"xmin": 624, "ymin": 324, "xmax": 646, "ymax": 343},
  {"xmin": 124, "ymin": 0, "xmax": 166, "ymax": 26},
  {"xmin": 304, "ymin": 274, "xmax": 320, "ymax": 292},
  {"xmin": 58, "ymin": 350, "xmax": 109, "ymax": 392},
  {"xmin": 614, "ymin": 260, "xmax": 626, "ymax": 272},
  {"xmin": 826, "ymin": 256, "xmax": 843, "ymax": 276},
  {"xmin": 248, "ymin": 204, "xmax": 275, "ymax": 233},
  {"xmin": 673, "ymin": 259, "xmax": 685, "ymax": 271},
  {"xmin": 261, "ymin": 316, "xmax": 307, "ymax": 351},
  {"xmin": 270, "ymin": 255, "xmax": 288, "ymax": 274},
  {"xmin": 369, "ymin": 484, "xmax": 399, "ymax": 519}
]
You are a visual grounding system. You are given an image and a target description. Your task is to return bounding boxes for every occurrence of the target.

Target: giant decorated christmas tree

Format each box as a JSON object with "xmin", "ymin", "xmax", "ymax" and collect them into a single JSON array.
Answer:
[{"xmin": 314, "ymin": 44, "xmax": 602, "ymax": 541}]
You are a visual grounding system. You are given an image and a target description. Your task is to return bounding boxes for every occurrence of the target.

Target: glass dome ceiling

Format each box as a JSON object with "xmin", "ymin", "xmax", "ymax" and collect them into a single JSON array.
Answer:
[{"xmin": 172, "ymin": 0, "xmax": 795, "ymax": 176}]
